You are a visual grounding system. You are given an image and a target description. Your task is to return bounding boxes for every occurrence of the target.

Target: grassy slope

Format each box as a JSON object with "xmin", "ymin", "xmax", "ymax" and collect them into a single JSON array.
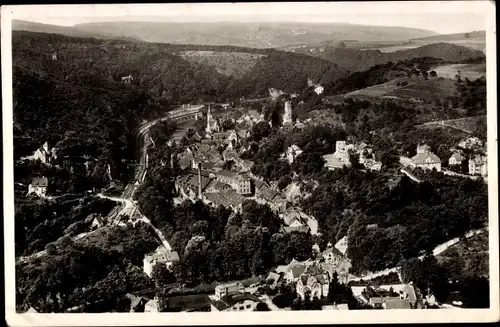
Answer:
[{"xmin": 318, "ymin": 43, "xmax": 485, "ymax": 72}]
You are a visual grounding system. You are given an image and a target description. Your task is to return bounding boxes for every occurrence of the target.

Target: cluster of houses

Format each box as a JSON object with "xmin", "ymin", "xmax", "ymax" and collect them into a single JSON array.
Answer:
[
  {"xmin": 448, "ymin": 136, "xmax": 487, "ymax": 177},
  {"xmin": 350, "ymin": 282, "xmax": 427, "ymax": 309},
  {"xmin": 323, "ymin": 139, "xmax": 383, "ymax": 171},
  {"xmin": 399, "ymin": 137, "xmax": 488, "ymax": 177}
]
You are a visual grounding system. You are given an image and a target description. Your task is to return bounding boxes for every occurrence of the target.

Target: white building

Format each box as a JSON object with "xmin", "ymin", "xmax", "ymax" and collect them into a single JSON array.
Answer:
[
  {"xmin": 27, "ymin": 177, "xmax": 48, "ymax": 197},
  {"xmin": 448, "ymin": 152, "xmax": 465, "ymax": 166},
  {"xmin": 24, "ymin": 141, "xmax": 57, "ymax": 165},
  {"xmin": 469, "ymin": 155, "xmax": 487, "ymax": 176},
  {"xmin": 296, "ymin": 265, "xmax": 330, "ymax": 300},
  {"xmin": 314, "ymin": 85, "xmax": 324, "ymax": 95},
  {"xmin": 334, "ymin": 236, "xmax": 348, "ymax": 256},
  {"xmin": 143, "ymin": 245, "xmax": 180, "ymax": 278},
  {"xmin": 282, "ymin": 144, "xmax": 303, "ymax": 164},
  {"xmin": 410, "ymin": 144, "xmax": 442, "ymax": 172}
]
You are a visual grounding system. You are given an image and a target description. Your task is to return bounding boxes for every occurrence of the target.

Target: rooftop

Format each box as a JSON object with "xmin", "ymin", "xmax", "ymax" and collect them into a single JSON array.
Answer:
[
  {"xmin": 210, "ymin": 293, "xmax": 260, "ymax": 311},
  {"xmin": 31, "ymin": 177, "xmax": 48, "ymax": 187},
  {"xmin": 203, "ymin": 190, "xmax": 245, "ymax": 208},
  {"xmin": 411, "ymin": 151, "xmax": 441, "ymax": 164}
]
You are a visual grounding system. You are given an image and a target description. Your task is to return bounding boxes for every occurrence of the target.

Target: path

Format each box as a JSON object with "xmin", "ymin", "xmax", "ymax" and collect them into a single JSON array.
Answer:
[
  {"xmin": 400, "ymin": 168, "xmax": 421, "ymax": 183},
  {"xmin": 348, "ymin": 228, "xmax": 485, "ymax": 282}
]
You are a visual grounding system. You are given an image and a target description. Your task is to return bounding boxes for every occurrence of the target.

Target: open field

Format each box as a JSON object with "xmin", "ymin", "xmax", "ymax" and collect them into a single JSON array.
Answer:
[
  {"xmin": 344, "ymin": 76, "xmax": 457, "ymax": 103},
  {"xmin": 180, "ymin": 51, "xmax": 266, "ymax": 78},
  {"xmin": 432, "ymin": 63, "xmax": 486, "ymax": 80}
]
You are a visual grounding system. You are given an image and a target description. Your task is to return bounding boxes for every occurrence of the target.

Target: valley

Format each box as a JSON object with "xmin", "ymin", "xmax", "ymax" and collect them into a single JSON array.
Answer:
[{"xmin": 11, "ymin": 17, "xmax": 490, "ymax": 316}]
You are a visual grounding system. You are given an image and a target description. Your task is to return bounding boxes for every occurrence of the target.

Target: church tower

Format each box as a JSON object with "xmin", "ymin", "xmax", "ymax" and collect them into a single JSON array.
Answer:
[
  {"xmin": 283, "ymin": 101, "xmax": 292, "ymax": 125},
  {"xmin": 205, "ymin": 105, "xmax": 213, "ymax": 134}
]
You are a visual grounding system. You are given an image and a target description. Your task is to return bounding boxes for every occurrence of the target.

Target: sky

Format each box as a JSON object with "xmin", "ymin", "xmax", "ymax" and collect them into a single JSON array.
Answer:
[{"xmin": 6, "ymin": 1, "xmax": 492, "ymax": 34}]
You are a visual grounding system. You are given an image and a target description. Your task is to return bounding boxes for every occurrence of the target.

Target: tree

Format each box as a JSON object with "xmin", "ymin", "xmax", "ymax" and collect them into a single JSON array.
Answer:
[
  {"xmin": 152, "ymin": 263, "xmax": 176, "ymax": 289},
  {"xmin": 254, "ymin": 302, "xmax": 271, "ymax": 311}
]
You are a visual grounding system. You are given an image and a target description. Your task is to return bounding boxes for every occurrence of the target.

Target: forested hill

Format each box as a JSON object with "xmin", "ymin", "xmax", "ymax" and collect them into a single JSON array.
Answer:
[
  {"xmin": 13, "ymin": 31, "xmax": 347, "ymax": 101},
  {"xmin": 317, "ymin": 42, "xmax": 485, "ymax": 73}
]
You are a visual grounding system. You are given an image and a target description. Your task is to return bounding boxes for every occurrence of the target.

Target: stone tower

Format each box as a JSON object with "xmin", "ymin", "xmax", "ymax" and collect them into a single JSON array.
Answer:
[{"xmin": 283, "ymin": 101, "xmax": 292, "ymax": 125}]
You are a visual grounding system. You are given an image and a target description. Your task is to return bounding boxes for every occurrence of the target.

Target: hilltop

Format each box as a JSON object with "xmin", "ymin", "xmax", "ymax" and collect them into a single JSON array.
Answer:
[
  {"xmin": 12, "ymin": 20, "xmax": 140, "ymax": 42},
  {"xmin": 68, "ymin": 21, "xmax": 437, "ymax": 48},
  {"xmin": 317, "ymin": 42, "xmax": 485, "ymax": 72}
]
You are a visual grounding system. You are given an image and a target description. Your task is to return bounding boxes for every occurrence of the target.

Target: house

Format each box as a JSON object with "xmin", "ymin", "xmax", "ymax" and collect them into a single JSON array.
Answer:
[
  {"xmin": 255, "ymin": 185, "xmax": 287, "ymax": 212},
  {"xmin": 334, "ymin": 236, "xmax": 348, "ymax": 256},
  {"xmin": 209, "ymin": 293, "xmax": 261, "ymax": 312},
  {"xmin": 448, "ymin": 152, "xmax": 465, "ymax": 166},
  {"xmin": 215, "ymin": 170, "xmax": 253, "ymax": 195},
  {"xmin": 214, "ymin": 281, "xmax": 245, "ymax": 300},
  {"xmin": 364, "ymin": 159, "xmax": 382, "ymax": 171},
  {"xmin": 27, "ymin": 177, "xmax": 48, "ymax": 197},
  {"xmin": 126, "ymin": 294, "xmax": 148, "ymax": 312},
  {"xmin": 266, "ymin": 272, "xmax": 282, "ymax": 289},
  {"xmin": 143, "ymin": 245, "xmax": 180, "ymax": 278},
  {"xmin": 410, "ymin": 144, "xmax": 442, "ymax": 171},
  {"xmin": 469, "ymin": 155, "xmax": 487, "ymax": 176},
  {"xmin": 175, "ymin": 169, "xmax": 214, "ymax": 200},
  {"xmin": 285, "ymin": 264, "xmax": 307, "ymax": 283},
  {"xmin": 202, "ymin": 190, "xmax": 246, "ymax": 212},
  {"xmin": 238, "ymin": 160, "xmax": 254, "ymax": 172},
  {"xmin": 91, "ymin": 215, "xmax": 104, "ymax": 229},
  {"xmin": 280, "ymin": 207, "xmax": 318, "ymax": 235},
  {"xmin": 296, "ymin": 265, "xmax": 330, "ymax": 300},
  {"xmin": 322, "ymin": 246, "xmax": 344, "ymax": 265},
  {"xmin": 25, "ymin": 141, "xmax": 56, "ymax": 165},
  {"xmin": 323, "ymin": 153, "xmax": 345, "ymax": 170},
  {"xmin": 314, "ymin": 85, "xmax": 324, "ymax": 95},
  {"xmin": 144, "ymin": 298, "xmax": 159, "ymax": 312},
  {"xmin": 282, "ymin": 145, "xmax": 303, "ymax": 164}
]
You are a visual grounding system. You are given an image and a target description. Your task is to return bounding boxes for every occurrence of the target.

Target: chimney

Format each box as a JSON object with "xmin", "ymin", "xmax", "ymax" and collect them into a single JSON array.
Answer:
[{"xmin": 197, "ymin": 162, "xmax": 202, "ymax": 199}]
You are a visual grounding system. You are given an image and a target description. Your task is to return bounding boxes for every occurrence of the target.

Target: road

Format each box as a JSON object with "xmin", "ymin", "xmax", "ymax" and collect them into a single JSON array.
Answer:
[
  {"xmin": 348, "ymin": 228, "xmax": 485, "ymax": 283},
  {"xmin": 17, "ymin": 106, "xmax": 201, "ymax": 264}
]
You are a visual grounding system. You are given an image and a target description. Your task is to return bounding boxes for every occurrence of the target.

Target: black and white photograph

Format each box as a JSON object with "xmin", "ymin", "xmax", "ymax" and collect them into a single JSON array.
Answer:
[{"xmin": 2, "ymin": 1, "xmax": 498, "ymax": 325}]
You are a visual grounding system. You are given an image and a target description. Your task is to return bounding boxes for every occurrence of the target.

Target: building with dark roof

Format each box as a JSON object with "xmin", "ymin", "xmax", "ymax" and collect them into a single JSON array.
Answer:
[
  {"xmin": 202, "ymin": 190, "xmax": 246, "ymax": 212},
  {"xmin": 209, "ymin": 292, "xmax": 261, "ymax": 312}
]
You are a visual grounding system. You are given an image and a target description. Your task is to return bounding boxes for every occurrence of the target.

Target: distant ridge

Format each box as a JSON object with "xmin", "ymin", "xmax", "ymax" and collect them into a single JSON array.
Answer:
[
  {"xmin": 71, "ymin": 21, "xmax": 437, "ymax": 48},
  {"xmin": 411, "ymin": 30, "xmax": 485, "ymax": 42},
  {"xmin": 12, "ymin": 20, "xmax": 140, "ymax": 42}
]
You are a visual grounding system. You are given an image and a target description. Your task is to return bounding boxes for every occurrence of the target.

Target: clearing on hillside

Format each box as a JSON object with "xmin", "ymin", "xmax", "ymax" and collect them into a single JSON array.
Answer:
[
  {"xmin": 180, "ymin": 51, "xmax": 266, "ymax": 78},
  {"xmin": 343, "ymin": 76, "xmax": 457, "ymax": 104},
  {"xmin": 432, "ymin": 63, "xmax": 486, "ymax": 80}
]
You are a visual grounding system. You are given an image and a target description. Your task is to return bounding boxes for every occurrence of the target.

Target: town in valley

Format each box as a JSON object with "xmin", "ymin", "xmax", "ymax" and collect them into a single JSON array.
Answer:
[{"xmin": 9, "ymin": 4, "xmax": 491, "ymax": 315}]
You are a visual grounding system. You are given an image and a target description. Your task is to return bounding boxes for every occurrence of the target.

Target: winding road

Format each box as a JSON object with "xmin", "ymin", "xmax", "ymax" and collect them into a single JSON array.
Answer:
[{"xmin": 17, "ymin": 106, "xmax": 202, "ymax": 264}]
